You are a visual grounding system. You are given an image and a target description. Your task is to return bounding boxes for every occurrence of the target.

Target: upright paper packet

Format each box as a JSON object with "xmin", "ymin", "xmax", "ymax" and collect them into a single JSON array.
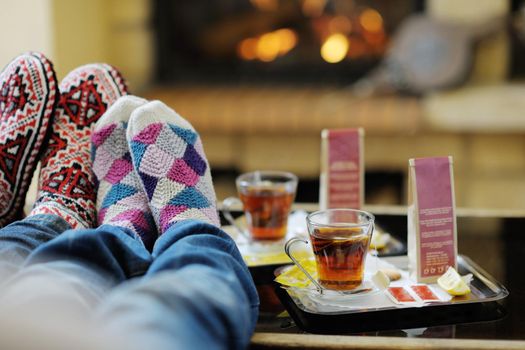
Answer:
[
  {"xmin": 408, "ymin": 156, "xmax": 458, "ymax": 283},
  {"xmin": 319, "ymin": 128, "xmax": 364, "ymax": 210}
]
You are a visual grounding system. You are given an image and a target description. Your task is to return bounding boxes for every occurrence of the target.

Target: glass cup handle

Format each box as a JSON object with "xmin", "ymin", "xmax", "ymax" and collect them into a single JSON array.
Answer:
[
  {"xmin": 222, "ymin": 197, "xmax": 250, "ymax": 240},
  {"xmin": 367, "ymin": 221, "xmax": 379, "ymax": 272},
  {"xmin": 284, "ymin": 237, "xmax": 324, "ymax": 294}
]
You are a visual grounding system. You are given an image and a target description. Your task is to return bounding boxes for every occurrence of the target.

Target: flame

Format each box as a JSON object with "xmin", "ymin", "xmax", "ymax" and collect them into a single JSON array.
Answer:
[
  {"xmin": 321, "ymin": 33, "xmax": 349, "ymax": 63},
  {"xmin": 237, "ymin": 28, "xmax": 298, "ymax": 62},
  {"xmin": 257, "ymin": 32, "xmax": 281, "ymax": 62},
  {"xmin": 359, "ymin": 8, "xmax": 383, "ymax": 33},
  {"xmin": 274, "ymin": 28, "xmax": 298, "ymax": 55},
  {"xmin": 237, "ymin": 38, "xmax": 258, "ymax": 60}
]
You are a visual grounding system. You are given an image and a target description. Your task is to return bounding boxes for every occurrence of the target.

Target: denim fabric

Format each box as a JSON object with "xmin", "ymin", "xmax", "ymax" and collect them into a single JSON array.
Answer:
[
  {"xmin": 97, "ymin": 220, "xmax": 259, "ymax": 350},
  {"xmin": 0, "ymin": 215, "xmax": 259, "ymax": 350},
  {"xmin": 0, "ymin": 214, "xmax": 70, "ymax": 277}
]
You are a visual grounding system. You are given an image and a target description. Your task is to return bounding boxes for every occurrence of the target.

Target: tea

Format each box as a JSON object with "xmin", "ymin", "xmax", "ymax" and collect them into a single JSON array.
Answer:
[
  {"xmin": 310, "ymin": 227, "xmax": 369, "ymax": 290},
  {"xmin": 239, "ymin": 186, "xmax": 294, "ymax": 240}
]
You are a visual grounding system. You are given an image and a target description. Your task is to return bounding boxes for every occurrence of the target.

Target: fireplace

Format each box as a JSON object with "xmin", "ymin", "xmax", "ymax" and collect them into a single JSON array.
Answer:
[{"xmin": 153, "ymin": 0, "xmax": 423, "ymax": 85}]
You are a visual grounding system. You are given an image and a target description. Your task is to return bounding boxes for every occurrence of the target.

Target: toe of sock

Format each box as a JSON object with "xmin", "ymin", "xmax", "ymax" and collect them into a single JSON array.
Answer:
[
  {"xmin": 95, "ymin": 95, "xmax": 148, "ymax": 130},
  {"xmin": 126, "ymin": 101, "xmax": 195, "ymax": 141},
  {"xmin": 60, "ymin": 63, "xmax": 128, "ymax": 95}
]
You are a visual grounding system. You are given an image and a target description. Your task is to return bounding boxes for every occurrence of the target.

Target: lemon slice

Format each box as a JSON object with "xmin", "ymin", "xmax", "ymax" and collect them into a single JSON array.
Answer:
[
  {"xmin": 437, "ymin": 267, "xmax": 471, "ymax": 296},
  {"xmin": 370, "ymin": 230, "xmax": 390, "ymax": 249},
  {"xmin": 275, "ymin": 259, "xmax": 318, "ymax": 288}
]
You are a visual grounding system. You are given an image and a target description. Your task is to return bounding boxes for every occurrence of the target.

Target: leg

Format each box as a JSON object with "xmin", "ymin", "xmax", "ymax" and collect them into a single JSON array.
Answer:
[
  {"xmin": 96, "ymin": 102, "xmax": 257, "ymax": 349},
  {"xmin": 0, "ymin": 63, "xmax": 131, "ymax": 280},
  {"xmin": 0, "ymin": 95, "xmax": 155, "ymax": 321},
  {"xmin": 95, "ymin": 220, "xmax": 258, "ymax": 350},
  {"xmin": 0, "ymin": 62, "xmax": 129, "ymax": 272}
]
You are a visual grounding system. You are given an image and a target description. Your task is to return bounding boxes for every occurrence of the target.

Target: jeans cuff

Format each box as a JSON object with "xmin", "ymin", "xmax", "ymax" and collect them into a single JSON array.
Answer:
[{"xmin": 22, "ymin": 214, "xmax": 72, "ymax": 232}]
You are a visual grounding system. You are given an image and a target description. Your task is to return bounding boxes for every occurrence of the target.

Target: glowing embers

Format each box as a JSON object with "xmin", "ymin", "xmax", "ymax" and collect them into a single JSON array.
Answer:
[
  {"xmin": 237, "ymin": 4, "xmax": 387, "ymax": 64},
  {"xmin": 237, "ymin": 28, "xmax": 298, "ymax": 62}
]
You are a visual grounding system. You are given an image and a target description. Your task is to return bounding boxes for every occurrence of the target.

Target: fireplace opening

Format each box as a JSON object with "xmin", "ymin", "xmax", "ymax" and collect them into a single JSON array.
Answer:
[{"xmin": 153, "ymin": 0, "xmax": 423, "ymax": 85}]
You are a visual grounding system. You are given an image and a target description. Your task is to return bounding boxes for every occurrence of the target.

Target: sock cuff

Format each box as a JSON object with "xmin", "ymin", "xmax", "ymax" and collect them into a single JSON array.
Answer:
[{"xmin": 31, "ymin": 196, "xmax": 92, "ymax": 229}]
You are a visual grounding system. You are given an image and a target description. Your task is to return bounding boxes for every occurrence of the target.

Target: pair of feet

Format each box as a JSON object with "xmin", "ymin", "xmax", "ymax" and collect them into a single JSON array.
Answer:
[
  {"xmin": 93, "ymin": 97, "xmax": 220, "ymax": 249},
  {"xmin": 0, "ymin": 53, "xmax": 219, "ymax": 250},
  {"xmin": 0, "ymin": 52, "xmax": 127, "ymax": 228}
]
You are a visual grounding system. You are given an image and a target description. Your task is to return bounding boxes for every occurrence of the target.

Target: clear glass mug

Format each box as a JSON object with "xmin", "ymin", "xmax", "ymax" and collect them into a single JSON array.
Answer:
[
  {"xmin": 285, "ymin": 208, "xmax": 375, "ymax": 293},
  {"xmin": 222, "ymin": 171, "xmax": 298, "ymax": 241}
]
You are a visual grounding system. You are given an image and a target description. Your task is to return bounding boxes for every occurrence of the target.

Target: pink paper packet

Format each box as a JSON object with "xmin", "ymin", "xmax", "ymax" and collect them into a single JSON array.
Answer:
[
  {"xmin": 319, "ymin": 128, "xmax": 364, "ymax": 210},
  {"xmin": 408, "ymin": 156, "xmax": 458, "ymax": 283}
]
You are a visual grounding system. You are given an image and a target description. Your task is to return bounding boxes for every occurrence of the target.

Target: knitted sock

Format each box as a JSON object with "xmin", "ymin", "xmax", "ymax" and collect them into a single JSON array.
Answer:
[
  {"xmin": 92, "ymin": 95, "xmax": 157, "ymax": 249},
  {"xmin": 127, "ymin": 101, "xmax": 220, "ymax": 234},
  {"xmin": 0, "ymin": 52, "xmax": 58, "ymax": 227},
  {"xmin": 31, "ymin": 64, "xmax": 128, "ymax": 228}
]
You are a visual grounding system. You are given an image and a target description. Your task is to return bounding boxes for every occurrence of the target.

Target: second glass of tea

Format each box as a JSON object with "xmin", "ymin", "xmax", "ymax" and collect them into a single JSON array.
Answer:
[
  {"xmin": 285, "ymin": 208, "xmax": 375, "ymax": 292},
  {"xmin": 223, "ymin": 171, "xmax": 298, "ymax": 241}
]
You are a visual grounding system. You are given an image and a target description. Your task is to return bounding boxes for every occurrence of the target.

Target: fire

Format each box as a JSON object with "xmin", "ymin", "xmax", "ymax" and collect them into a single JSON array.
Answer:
[
  {"xmin": 321, "ymin": 33, "xmax": 349, "ymax": 63},
  {"xmin": 257, "ymin": 32, "xmax": 281, "ymax": 62},
  {"xmin": 237, "ymin": 38, "xmax": 258, "ymax": 60},
  {"xmin": 237, "ymin": 28, "xmax": 298, "ymax": 62},
  {"xmin": 237, "ymin": 6, "xmax": 386, "ymax": 63},
  {"xmin": 275, "ymin": 29, "xmax": 298, "ymax": 55}
]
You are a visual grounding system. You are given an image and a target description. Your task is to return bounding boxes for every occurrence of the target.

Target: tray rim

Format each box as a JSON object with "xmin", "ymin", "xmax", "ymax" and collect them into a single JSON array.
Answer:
[{"xmin": 278, "ymin": 254, "xmax": 509, "ymax": 316}]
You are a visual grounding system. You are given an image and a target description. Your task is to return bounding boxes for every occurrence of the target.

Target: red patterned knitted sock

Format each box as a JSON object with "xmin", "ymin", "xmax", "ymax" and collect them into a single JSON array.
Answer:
[
  {"xmin": 0, "ymin": 52, "xmax": 58, "ymax": 227},
  {"xmin": 31, "ymin": 64, "xmax": 128, "ymax": 228}
]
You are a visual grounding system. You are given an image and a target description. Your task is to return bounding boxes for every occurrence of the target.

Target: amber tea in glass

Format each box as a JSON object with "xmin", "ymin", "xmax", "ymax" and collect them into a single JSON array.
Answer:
[
  {"xmin": 310, "ymin": 226, "xmax": 370, "ymax": 290},
  {"xmin": 293, "ymin": 209, "xmax": 375, "ymax": 291},
  {"xmin": 239, "ymin": 185, "xmax": 295, "ymax": 240},
  {"xmin": 223, "ymin": 171, "xmax": 298, "ymax": 241}
]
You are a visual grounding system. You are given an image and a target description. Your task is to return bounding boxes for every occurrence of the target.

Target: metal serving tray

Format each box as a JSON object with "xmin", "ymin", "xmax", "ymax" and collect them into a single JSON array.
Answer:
[{"xmin": 274, "ymin": 255, "xmax": 508, "ymax": 334}]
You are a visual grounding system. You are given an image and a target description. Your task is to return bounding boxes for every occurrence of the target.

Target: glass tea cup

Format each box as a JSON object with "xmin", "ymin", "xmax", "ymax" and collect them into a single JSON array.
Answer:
[
  {"xmin": 222, "ymin": 171, "xmax": 298, "ymax": 242},
  {"xmin": 285, "ymin": 209, "xmax": 375, "ymax": 293}
]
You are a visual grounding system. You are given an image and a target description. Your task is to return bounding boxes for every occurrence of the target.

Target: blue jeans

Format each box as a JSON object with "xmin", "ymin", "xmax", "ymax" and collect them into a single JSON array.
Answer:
[{"xmin": 0, "ymin": 215, "xmax": 259, "ymax": 350}]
